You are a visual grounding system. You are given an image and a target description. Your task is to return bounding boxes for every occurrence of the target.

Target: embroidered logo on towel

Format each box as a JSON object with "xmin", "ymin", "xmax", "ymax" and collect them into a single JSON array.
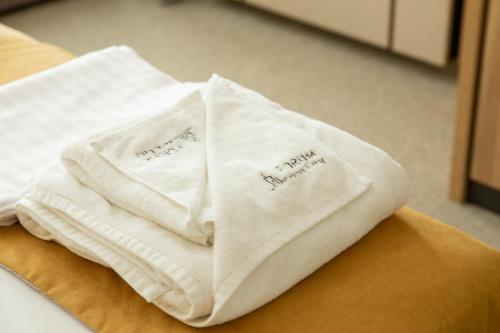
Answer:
[
  {"xmin": 260, "ymin": 150, "xmax": 327, "ymax": 191},
  {"xmin": 135, "ymin": 127, "xmax": 200, "ymax": 161}
]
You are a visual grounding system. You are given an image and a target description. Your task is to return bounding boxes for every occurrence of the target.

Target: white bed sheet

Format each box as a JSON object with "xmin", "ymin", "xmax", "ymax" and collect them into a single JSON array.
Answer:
[{"xmin": 0, "ymin": 266, "xmax": 91, "ymax": 333}]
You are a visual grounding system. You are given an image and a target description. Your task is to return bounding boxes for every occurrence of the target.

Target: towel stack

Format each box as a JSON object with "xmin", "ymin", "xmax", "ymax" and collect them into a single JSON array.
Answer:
[
  {"xmin": 2, "ymin": 47, "xmax": 409, "ymax": 326},
  {"xmin": 0, "ymin": 46, "xmax": 198, "ymax": 226}
]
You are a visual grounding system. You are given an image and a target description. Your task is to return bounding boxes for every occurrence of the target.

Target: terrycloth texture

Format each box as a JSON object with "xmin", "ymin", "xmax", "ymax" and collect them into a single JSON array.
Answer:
[
  {"xmin": 3, "ymin": 208, "xmax": 500, "ymax": 333},
  {"xmin": 59, "ymin": 75, "xmax": 372, "ymax": 245},
  {"xmin": 61, "ymin": 95, "xmax": 213, "ymax": 245},
  {"xmin": 16, "ymin": 73, "xmax": 409, "ymax": 326},
  {"xmin": 0, "ymin": 44, "xmax": 198, "ymax": 226}
]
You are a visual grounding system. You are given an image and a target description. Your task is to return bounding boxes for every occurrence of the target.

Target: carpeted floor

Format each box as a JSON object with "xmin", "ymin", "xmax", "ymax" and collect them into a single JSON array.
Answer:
[{"xmin": 2, "ymin": 0, "xmax": 499, "ymax": 248}]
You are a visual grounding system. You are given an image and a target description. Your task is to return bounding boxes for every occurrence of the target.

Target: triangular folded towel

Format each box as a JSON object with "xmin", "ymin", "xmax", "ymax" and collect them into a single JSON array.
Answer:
[
  {"xmin": 0, "ymin": 46, "xmax": 198, "ymax": 226},
  {"xmin": 61, "ymin": 95, "xmax": 213, "ymax": 245},
  {"xmin": 17, "ymin": 74, "xmax": 409, "ymax": 326}
]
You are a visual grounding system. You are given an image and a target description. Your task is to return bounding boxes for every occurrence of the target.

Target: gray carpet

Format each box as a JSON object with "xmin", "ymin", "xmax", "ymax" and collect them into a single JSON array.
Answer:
[{"xmin": 2, "ymin": 0, "xmax": 500, "ymax": 248}]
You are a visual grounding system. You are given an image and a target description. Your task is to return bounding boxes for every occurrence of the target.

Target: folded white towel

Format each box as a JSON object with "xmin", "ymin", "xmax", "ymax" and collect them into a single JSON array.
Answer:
[
  {"xmin": 17, "ymin": 74, "xmax": 409, "ymax": 326},
  {"xmin": 61, "ymin": 94, "xmax": 213, "ymax": 245},
  {"xmin": 0, "ymin": 46, "xmax": 198, "ymax": 226}
]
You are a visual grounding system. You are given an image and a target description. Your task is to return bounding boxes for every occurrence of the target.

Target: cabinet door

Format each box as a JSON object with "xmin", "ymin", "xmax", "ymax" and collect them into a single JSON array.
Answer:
[
  {"xmin": 470, "ymin": 0, "xmax": 500, "ymax": 190},
  {"xmin": 392, "ymin": 0, "xmax": 455, "ymax": 66},
  {"xmin": 246, "ymin": 0, "xmax": 391, "ymax": 48}
]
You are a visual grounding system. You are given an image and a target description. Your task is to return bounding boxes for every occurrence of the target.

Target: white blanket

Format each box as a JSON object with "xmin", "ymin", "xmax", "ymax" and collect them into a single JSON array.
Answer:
[
  {"xmin": 0, "ymin": 46, "xmax": 198, "ymax": 225},
  {"xmin": 17, "ymin": 74, "xmax": 409, "ymax": 326}
]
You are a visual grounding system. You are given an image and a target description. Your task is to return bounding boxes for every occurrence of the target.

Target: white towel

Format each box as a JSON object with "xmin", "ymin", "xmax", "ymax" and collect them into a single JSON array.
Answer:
[
  {"xmin": 61, "ymin": 95, "xmax": 213, "ymax": 245},
  {"xmin": 17, "ymin": 74, "xmax": 409, "ymax": 326},
  {"xmin": 0, "ymin": 46, "xmax": 198, "ymax": 226}
]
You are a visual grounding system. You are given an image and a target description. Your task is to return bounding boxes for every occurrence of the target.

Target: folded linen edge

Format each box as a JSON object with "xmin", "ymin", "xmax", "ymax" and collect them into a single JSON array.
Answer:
[
  {"xmin": 15, "ymin": 188, "xmax": 213, "ymax": 320},
  {"xmin": 207, "ymin": 177, "xmax": 372, "ymax": 316},
  {"xmin": 0, "ymin": 198, "xmax": 18, "ymax": 226},
  {"xmin": 15, "ymin": 172, "xmax": 373, "ymax": 326}
]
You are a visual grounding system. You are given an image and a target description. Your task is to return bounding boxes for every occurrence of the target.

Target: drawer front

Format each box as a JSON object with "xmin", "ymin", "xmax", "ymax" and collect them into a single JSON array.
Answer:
[
  {"xmin": 392, "ymin": 0, "xmax": 455, "ymax": 66},
  {"xmin": 246, "ymin": 0, "xmax": 391, "ymax": 48}
]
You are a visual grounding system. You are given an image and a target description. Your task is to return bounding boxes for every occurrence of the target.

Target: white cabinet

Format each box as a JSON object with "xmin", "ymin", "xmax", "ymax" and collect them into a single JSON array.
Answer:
[
  {"xmin": 392, "ymin": 0, "xmax": 456, "ymax": 66},
  {"xmin": 244, "ymin": 0, "xmax": 457, "ymax": 66},
  {"xmin": 246, "ymin": 0, "xmax": 391, "ymax": 48}
]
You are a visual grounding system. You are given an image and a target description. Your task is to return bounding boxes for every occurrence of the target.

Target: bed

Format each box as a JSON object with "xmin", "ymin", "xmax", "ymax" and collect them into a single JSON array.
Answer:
[{"xmin": 1, "ymin": 23, "xmax": 499, "ymax": 333}]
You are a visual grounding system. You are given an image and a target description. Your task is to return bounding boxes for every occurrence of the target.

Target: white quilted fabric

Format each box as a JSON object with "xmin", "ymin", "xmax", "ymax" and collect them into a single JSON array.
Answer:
[{"xmin": 0, "ymin": 46, "xmax": 197, "ymax": 225}]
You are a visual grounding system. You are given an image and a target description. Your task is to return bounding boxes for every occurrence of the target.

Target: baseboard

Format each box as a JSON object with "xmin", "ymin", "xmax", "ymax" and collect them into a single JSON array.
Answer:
[{"xmin": 467, "ymin": 181, "xmax": 500, "ymax": 214}]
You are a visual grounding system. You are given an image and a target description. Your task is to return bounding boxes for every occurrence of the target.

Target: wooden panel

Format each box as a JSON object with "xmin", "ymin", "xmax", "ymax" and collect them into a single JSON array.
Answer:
[
  {"xmin": 449, "ymin": 0, "xmax": 486, "ymax": 201},
  {"xmin": 245, "ymin": 0, "xmax": 391, "ymax": 48},
  {"xmin": 392, "ymin": 0, "xmax": 455, "ymax": 66},
  {"xmin": 470, "ymin": 0, "xmax": 500, "ymax": 191}
]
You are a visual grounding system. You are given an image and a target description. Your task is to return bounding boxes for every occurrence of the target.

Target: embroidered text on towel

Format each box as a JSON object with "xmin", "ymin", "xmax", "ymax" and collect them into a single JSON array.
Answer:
[
  {"xmin": 261, "ymin": 150, "xmax": 327, "ymax": 191},
  {"xmin": 135, "ymin": 127, "xmax": 200, "ymax": 161}
]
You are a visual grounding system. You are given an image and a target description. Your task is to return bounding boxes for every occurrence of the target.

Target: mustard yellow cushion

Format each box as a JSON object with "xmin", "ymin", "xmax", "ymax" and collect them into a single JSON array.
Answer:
[
  {"xmin": 1, "ymin": 23, "xmax": 499, "ymax": 333},
  {"xmin": 0, "ymin": 23, "xmax": 72, "ymax": 84}
]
